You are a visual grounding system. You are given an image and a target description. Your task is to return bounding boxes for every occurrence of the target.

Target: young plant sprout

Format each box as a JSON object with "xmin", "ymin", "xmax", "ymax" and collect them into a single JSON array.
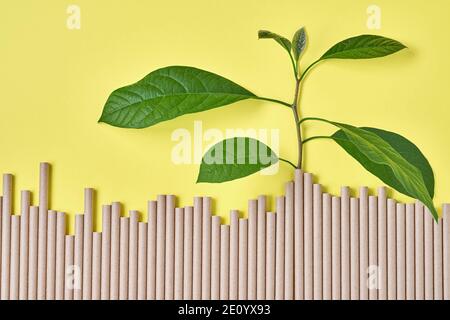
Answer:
[{"xmin": 99, "ymin": 27, "xmax": 438, "ymax": 221}]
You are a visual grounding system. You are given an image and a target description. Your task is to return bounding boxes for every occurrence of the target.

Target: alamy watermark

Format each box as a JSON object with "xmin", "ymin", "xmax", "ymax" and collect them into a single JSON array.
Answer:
[
  {"xmin": 67, "ymin": 5, "xmax": 81, "ymax": 30},
  {"xmin": 367, "ymin": 4, "xmax": 382, "ymax": 30}
]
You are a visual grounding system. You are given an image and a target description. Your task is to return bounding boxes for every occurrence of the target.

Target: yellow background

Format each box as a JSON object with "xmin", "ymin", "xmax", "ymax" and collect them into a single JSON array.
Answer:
[{"xmin": 1, "ymin": 0, "xmax": 449, "ymax": 231}]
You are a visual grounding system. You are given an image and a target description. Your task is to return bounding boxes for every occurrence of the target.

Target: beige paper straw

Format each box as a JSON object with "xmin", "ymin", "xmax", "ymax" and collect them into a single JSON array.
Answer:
[
  {"xmin": 304, "ymin": 173, "xmax": 313, "ymax": 299},
  {"xmin": 368, "ymin": 196, "xmax": 378, "ymax": 300},
  {"xmin": 101, "ymin": 205, "xmax": 111, "ymax": 300},
  {"xmin": 406, "ymin": 203, "xmax": 415, "ymax": 300},
  {"xmin": 322, "ymin": 193, "xmax": 332, "ymax": 300},
  {"xmin": 165, "ymin": 196, "xmax": 175, "ymax": 300},
  {"xmin": 138, "ymin": 222, "xmax": 147, "ymax": 300},
  {"xmin": 220, "ymin": 225, "xmax": 230, "ymax": 300},
  {"xmin": 1, "ymin": 174, "xmax": 12, "ymax": 300},
  {"xmin": 46, "ymin": 210, "xmax": 57, "ymax": 300},
  {"xmin": 192, "ymin": 196, "xmax": 202, "ymax": 300},
  {"xmin": 147, "ymin": 201, "xmax": 157, "ymax": 300},
  {"xmin": 275, "ymin": 196, "xmax": 285, "ymax": 300},
  {"xmin": 129, "ymin": 211, "xmax": 139, "ymax": 300},
  {"xmin": 110, "ymin": 202, "xmax": 121, "ymax": 300},
  {"xmin": 183, "ymin": 206, "xmax": 193, "ymax": 300},
  {"xmin": 332, "ymin": 196, "xmax": 341, "ymax": 300},
  {"xmin": 424, "ymin": 208, "xmax": 434, "ymax": 300},
  {"xmin": 294, "ymin": 169, "xmax": 304, "ymax": 300},
  {"xmin": 313, "ymin": 184, "xmax": 323, "ymax": 300},
  {"xmin": 10, "ymin": 215, "xmax": 20, "ymax": 300},
  {"xmin": 359, "ymin": 187, "xmax": 368, "ymax": 300},
  {"xmin": 38, "ymin": 163, "xmax": 49, "ymax": 300},
  {"xmin": 230, "ymin": 210, "xmax": 239, "ymax": 300},
  {"xmin": 202, "ymin": 197, "xmax": 211, "ymax": 300},
  {"xmin": 28, "ymin": 206, "xmax": 39, "ymax": 300},
  {"xmin": 350, "ymin": 197, "xmax": 359, "ymax": 300},
  {"xmin": 74, "ymin": 214, "xmax": 84, "ymax": 300},
  {"xmin": 92, "ymin": 232, "xmax": 102, "ymax": 300},
  {"xmin": 443, "ymin": 204, "xmax": 450, "ymax": 300},
  {"xmin": 239, "ymin": 218, "xmax": 248, "ymax": 300},
  {"xmin": 341, "ymin": 186, "xmax": 350, "ymax": 300},
  {"xmin": 119, "ymin": 217, "xmax": 129, "ymax": 300},
  {"xmin": 257, "ymin": 196, "xmax": 266, "ymax": 300},
  {"xmin": 266, "ymin": 213, "xmax": 275, "ymax": 300},
  {"xmin": 55, "ymin": 212, "xmax": 66, "ymax": 300},
  {"xmin": 211, "ymin": 216, "xmax": 221, "ymax": 300},
  {"xmin": 377, "ymin": 188, "xmax": 387, "ymax": 300},
  {"xmin": 19, "ymin": 190, "xmax": 30, "ymax": 300},
  {"xmin": 83, "ymin": 188, "xmax": 93, "ymax": 300},
  {"xmin": 64, "ymin": 235, "xmax": 74, "ymax": 300},
  {"xmin": 174, "ymin": 208, "xmax": 184, "ymax": 300},
  {"xmin": 156, "ymin": 195, "xmax": 166, "ymax": 300},
  {"xmin": 396, "ymin": 203, "xmax": 406, "ymax": 300},
  {"xmin": 387, "ymin": 199, "xmax": 397, "ymax": 300},
  {"xmin": 434, "ymin": 209, "xmax": 443, "ymax": 300},
  {"xmin": 415, "ymin": 202, "xmax": 424, "ymax": 300},
  {"xmin": 247, "ymin": 199, "xmax": 257, "ymax": 299},
  {"xmin": 285, "ymin": 182, "xmax": 294, "ymax": 300}
]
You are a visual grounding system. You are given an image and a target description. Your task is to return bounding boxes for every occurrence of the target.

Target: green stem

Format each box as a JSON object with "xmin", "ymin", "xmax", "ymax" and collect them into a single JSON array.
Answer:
[
  {"xmin": 298, "ymin": 116, "xmax": 331, "ymax": 126},
  {"xmin": 303, "ymin": 135, "xmax": 332, "ymax": 144},
  {"xmin": 279, "ymin": 157, "xmax": 298, "ymax": 169},
  {"xmin": 289, "ymin": 53, "xmax": 298, "ymax": 80},
  {"xmin": 257, "ymin": 97, "xmax": 292, "ymax": 108},
  {"xmin": 299, "ymin": 59, "xmax": 321, "ymax": 83}
]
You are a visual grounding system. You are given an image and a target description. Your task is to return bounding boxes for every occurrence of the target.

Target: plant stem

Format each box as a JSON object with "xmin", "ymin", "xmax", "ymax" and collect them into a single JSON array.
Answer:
[
  {"xmin": 257, "ymin": 97, "xmax": 292, "ymax": 108},
  {"xmin": 279, "ymin": 157, "xmax": 298, "ymax": 169},
  {"xmin": 292, "ymin": 78, "xmax": 302, "ymax": 168},
  {"xmin": 302, "ymin": 135, "xmax": 332, "ymax": 144}
]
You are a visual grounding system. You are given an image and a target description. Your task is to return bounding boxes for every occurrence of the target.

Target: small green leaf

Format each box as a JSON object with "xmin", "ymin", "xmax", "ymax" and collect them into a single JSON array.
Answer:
[
  {"xmin": 99, "ymin": 66, "xmax": 256, "ymax": 128},
  {"xmin": 320, "ymin": 34, "xmax": 406, "ymax": 60},
  {"xmin": 329, "ymin": 122, "xmax": 437, "ymax": 220},
  {"xmin": 292, "ymin": 27, "xmax": 307, "ymax": 61},
  {"xmin": 258, "ymin": 30, "xmax": 292, "ymax": 54},
  {"xmin": 197, "ymin": 137, "xmax": 278, "ymax": 183}
]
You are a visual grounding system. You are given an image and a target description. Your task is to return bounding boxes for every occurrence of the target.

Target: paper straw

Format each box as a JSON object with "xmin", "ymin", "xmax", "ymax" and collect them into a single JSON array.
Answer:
[
  {"xmin": 350, "ymin": 197, "xmax": 359, "ymax": 300},
  {"xmin": 220, "ymin": 225, "xmax": 230, "ymax": 300},
  {"xmin": 230, "ymin": 209, "xmax": 239, "ymax": 300},
  {"xmin": 156, "ymin": 195, "xmax": 166, "ymax": 300},
  {"xmin": 434, "ymin": 209, "xmax": 443, "ymax": 300},
  {"xmin": 192, "ymin": 196, "xmax": 202, "ymax": 300},
  {"xmin": 46, "ymin": 210, "xmax": 57, "ymax": 300},
  {"xmin": 396, "ymin": 203, "xmax": 406, "ymax": 300},
  {"xmin": 266, "ymin": 213, "xmax": 275, "ymax": 300},
  {"xmin": 332, "ymin": 196, "xmax": 341, "ymax": 300},
  {"xmin": 147, "ymin": 201, "xmax": 157, "ymax": 300},
  {"xmin": 38, "ymin": 163, "xmax": 49, "ymax": 300},
  {"xmin": 119, "ymin": 217, "xmax": 129, "ymax": 300},
  {"xmin": 247, "ymin": 199, "xmax": 257, "ymax": 299},
  {"xmin": 92, "ymin": 232, "xmax": 102, "ymax": 300},
  {"xmin": 341, "ymin": 186, "xmax": 350, "ymax": 300},
  {"xmin": 202, "ymin": 197, "xmax": 211, "ymax": 300},
  {"xmin": 101, "ymin": 205, "xmax": 111, "ymax": 300},
  {"xmin": 74, "ymin": 214, "xmax": 84, "ymax": 300},
  {"xmin": 64, "ymin": 235, "xmax": 74, "ymax": 300},
  {"xmin": 19, "ymin": 190, "xmax": 30, "ymax": 300},
  {"xmin": 424, "ymin": 208, "xmax": 434, "ymax": 300},
  {"xmin": 368, "ymin": 196, "xmax": 378, "ymax": 300},
  {"xmin": 138, "ymin": 222, "xmax": 147, "ymax": 300},
  {"xmin": 285, "ymin": 182, "xmax": 294, "ymax": 300},
  {"xmin": 406, "ymin": 203, "xmax": 415, "ymax": 300},
  {"xmin": 257, "ymin": 195, "xmax": 266, "ymax": 300},
  {"xmin": 1, "ymin": 174, "xmax": 12, "ymax": 300},
  {"xmin": 165, "ymin": 195, "xmax": 175, "ymax": 300},
  {"xmin": 322, "ymin": 193, "xmax": 332, "ymax": 300},
  {"xmin": 211, "ymin": 216, "xmax": 221, "ymax": 300},
  {"xmin": 129, "ymin": 211, "xmax": 139, "ymax": 300},
  {"xmin": 304, "ymin": 173, "xmax": 313, "ymax": 299},
  {"xmin": 83, "ymin": 188, "xmax": 93, "ymax": 300},
  {"xmin": 110, "ymin": 202, "xmax": 121, "ymax": 300},
  {"xmin": 359, "ymin": 187, "xmax": 368, "ymax": 300},
  {"xmin": 313, "ymin": 184, "xmax": 322, "ymax": 300},
  {"xmin": 377, "ymin": 188, "xmax": 387, "ymax": 300},
  {"xmin": 10, "ymin": 215, "xmax": 20, "ymax": 300},
  {"xmin": 387, "ymin": 199, "xmax": 397, "ymax": 300},
  {"xmin": 28, "ymin": 206, "xmax": 39, "ymax": 300},
  {"xmin": 415, "ymin": 202, "xmax": 424, "ymax": 300},
  {"xmin": 275, "ymin": 196, "xmax": 285, "ymax": 300},
  {"xmin": 174, "ymin": 208, "xmax": 184, "ymax": 300},
  {"xmin": 294, "ymin": 169, "xmax": 304, "ymax": 300},
  {"xmin": 55, "ymin": 212, "xmax": 66, "ymax": 300},
  {"xmin": 443, "ymin": 204, "xmax": 450, "ymax": 300},
  {"xmin": 239, "ymin": 218, "xmax": 248, "ymax": 300},
  {"xmin": 183, "ymin": 206, "xmax": 194, "ymax": 300}
]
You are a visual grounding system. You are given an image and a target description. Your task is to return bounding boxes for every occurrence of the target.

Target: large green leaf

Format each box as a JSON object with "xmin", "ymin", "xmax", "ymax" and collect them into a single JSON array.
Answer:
[
  {"xmin": 197, "ymin": 137, "xmax": 278, "ymax": 183},
  {"xmin": 99, "ymin": 66, "xmax": 256, "ymax": 128},
  {"xmin": 258, "ymin": 30, "xmax": 292, "ymax": 54},
  {"xmin": 328, "ymin": 122, "xmax": 437, "ymax": 220},
  {"xmin": 320, "ymin": 35, "xmax": 406, "ymax": 60},
  {"xmin": 292, "ymin": 27, "xmax": 307, "ymax": 61}
]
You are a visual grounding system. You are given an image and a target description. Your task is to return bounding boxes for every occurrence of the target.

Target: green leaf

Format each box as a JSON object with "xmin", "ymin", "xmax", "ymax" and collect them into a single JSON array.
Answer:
[
  {"xmin": 99, "ymin": 66, "xmax": 256, "ymax": 128},
  {"xmin": 258, "ymin": 30, "xmax": 292, "ymax": 54},
  {"xmin": 197, "ymin": 137, "xmax": 278, "ymax": 183},
  {"xmin": 292, "ymin": 27, "xmax": 307, "ymax": 61},
  {"xmin": 320, "ymin": 34, "xmax": 406, "ymax": 60},
  {"xmin": 329, "ymin": 122, "xmax": 437, "ymax": 221}
]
